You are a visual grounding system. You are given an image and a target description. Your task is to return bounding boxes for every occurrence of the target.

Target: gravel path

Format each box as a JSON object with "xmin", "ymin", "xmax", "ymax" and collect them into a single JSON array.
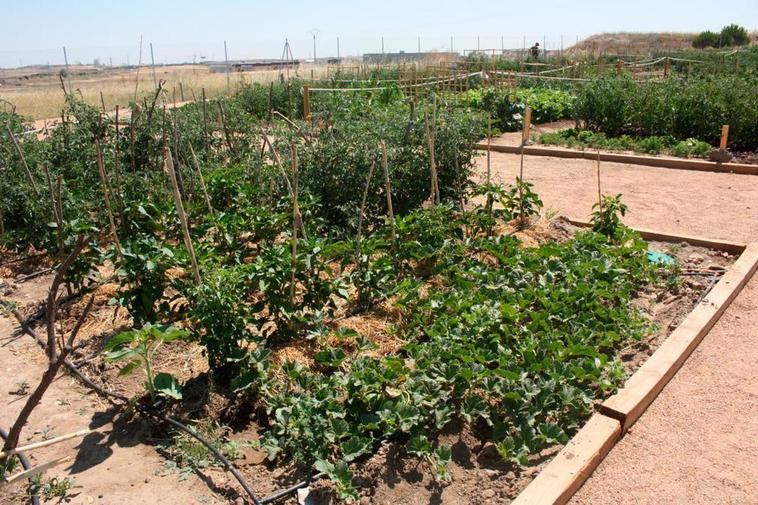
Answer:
[{"xmin": 479, "ymin": 151, "xmax": 758, "ymax": 505}]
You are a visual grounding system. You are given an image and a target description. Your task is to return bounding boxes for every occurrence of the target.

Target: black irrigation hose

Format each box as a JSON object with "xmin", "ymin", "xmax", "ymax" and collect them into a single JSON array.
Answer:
[
  {"xmin": 260, "ymin": 472, "xmax": 325, "ymax": 504},
  {"xmin": 1, "ymin": 427, "xmax": 41, "ymax": 505},
  {"xmin": 8, "ymin": 309, "xmax": 273, "ymax": 504}
]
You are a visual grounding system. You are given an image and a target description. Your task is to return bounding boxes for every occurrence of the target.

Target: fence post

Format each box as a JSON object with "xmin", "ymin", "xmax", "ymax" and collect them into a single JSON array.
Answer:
[{"xmin": 302, "ymin": 85, "xmax": 311, "ymax": 122}]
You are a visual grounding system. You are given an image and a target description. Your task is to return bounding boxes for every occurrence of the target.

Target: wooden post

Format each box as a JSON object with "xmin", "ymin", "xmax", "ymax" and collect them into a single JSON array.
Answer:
[
  {"xmin": 201, "ymin": 87, "xmax": 209, "ymax": 150},
  {"xmin": 719, "ymin": 125, "xmax": 730, "ymax": 151},
  {"xmin": 179, "ymin": 82, "xmax": 185, "ymax": 102},
  {"xmin": 5, "ymin": 124, "xmax": 38, "ymax": 194},
  {"xmin": 95, "ymin": 139, "xmax": 122, "ymax": 259},
  {"xmin": 487, "ymin": 118, "xmax": 492, "ymax": 184},
  {"xmin": 268, "ymin": 82, "xmax": 274, "ymax": 124},
  {"xmin": 424, "ymin": 111, "xmax": 439, "ymax": 204},
  {"xmin": 42, "ymin": 164, "xmax": 65, "ymax": 258},
  {"xmin": 289, "ymin": 145, "xmax": 299, "ymax": 306},
  {"xmin": 100, "ymin": 91, "xmax": 106, "ymax": 112},
  {"xmin": 663, "ymin": 57, "xmax": 670, "ymax": 78},
  {"xmin": 165, "ymin": 147, "xmax": 201, "ymax": 285},
  {"xmin": 380, "ymin": 141, "xmax": 396, "ymax": 253},
  {"xmin": 216, "ymin": 100, "xmax": 233, "ymax": 154},
  {"xmin": 521, "ymin": 105, "xmax": 532, "ymax": 145},
  {"xmin": 302, "ymin": 85, "xmax": 311, "ymax": 121},
  {"xmin": 188, "ymin": 144, "xmax": 213, "ymax": 214},
  {"xmin": 356, "ymin": 160, "xmax": 377, "ymax": 244},
  {"xmin": 596, "ymin": 148, "xmax": 602, "ymax": 211}
]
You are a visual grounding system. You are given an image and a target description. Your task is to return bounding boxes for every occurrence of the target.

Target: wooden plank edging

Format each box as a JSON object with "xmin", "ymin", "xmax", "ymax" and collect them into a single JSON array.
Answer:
[
  {"xmin": 510, "ymin": 414, "xmax": 621, "ymax": 505},
  {"xmin": 475, "ymin": 143, "xmax": 758, "ymax": 176},
  {"xmin": 510, "ymin": 225, "xmax": 756, "ymax": 505},
  {"xmin": 566, "ymin": 218, "xmax": 747, "ymax": 255},
  {"xmin": 600, "ymin": 242, "xmax": 758, "ymax": 431}
]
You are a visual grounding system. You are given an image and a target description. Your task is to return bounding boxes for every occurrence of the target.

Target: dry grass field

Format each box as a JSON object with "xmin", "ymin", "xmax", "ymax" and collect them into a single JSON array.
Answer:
[{"xmin": 0, "ymin": 63, "xmax": 331, "ymax": 120}]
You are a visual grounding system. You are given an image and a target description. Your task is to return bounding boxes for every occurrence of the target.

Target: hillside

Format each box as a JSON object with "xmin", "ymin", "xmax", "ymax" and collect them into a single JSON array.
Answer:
[{"xmin": 569, "ymin": 32, "xmax": 698, "ymax": 56}]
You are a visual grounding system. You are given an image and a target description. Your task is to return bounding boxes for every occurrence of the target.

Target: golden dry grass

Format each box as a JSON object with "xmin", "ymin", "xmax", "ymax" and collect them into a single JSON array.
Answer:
[{"xmin": 0, "ymin": 63, "xmax": 331, "ymax": 120}]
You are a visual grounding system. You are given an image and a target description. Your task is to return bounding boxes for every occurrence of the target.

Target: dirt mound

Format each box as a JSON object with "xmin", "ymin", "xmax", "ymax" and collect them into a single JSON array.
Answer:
[{"xmin": 569, "ymin": 32, "xmax": 697, "ymax": 56}]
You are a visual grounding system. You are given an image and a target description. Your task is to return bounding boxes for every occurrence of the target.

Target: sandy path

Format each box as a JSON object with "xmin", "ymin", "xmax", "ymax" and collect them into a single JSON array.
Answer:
[
  {"xmin": 479, "ymin": 151, "xmax": 758, "ymax": 504},
  {"xmin": 480, "ymin": 151, "xmax": 758, "ymax": 241}
]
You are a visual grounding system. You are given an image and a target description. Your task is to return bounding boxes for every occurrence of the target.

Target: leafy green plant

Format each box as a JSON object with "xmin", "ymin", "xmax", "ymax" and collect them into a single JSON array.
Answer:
[
  {"xmin": 105, "ymin": 324, "xmax": 188, "ymax": 401},
  {"xmin": 592, "ymin": 194, "xmax": 629, "ymax": 238},
  {"xmin": 504, "ymin": 178, "xmax": 543, "ymax": 229}
]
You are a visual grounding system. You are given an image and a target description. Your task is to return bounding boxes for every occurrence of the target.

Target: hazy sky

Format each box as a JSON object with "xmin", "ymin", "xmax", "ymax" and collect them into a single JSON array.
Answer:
[{"xmin": 1, "ymin": 0, "xmax": 756, "ymax": 67}]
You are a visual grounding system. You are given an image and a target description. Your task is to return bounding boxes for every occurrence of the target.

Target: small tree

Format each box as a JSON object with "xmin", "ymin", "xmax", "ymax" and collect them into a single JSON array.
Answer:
[
  {"xmin": 719, "ymin": 24, "xmax": 750, "ymax": 47},
  {"xmin": 1, "ymin": 237, "xmax": 93, "ymax": 454},
  {"xmin": 692, "ymin": 30, "xmax": 719, "ymax": 49}
]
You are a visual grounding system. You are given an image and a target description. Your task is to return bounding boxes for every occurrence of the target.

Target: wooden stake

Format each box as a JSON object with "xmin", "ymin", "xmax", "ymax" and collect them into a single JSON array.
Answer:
[
  {"xmin": 289, "ymin": 145, "xmax": 299, "ymax": 306},
  {"xmin": 0, "ymin": 456, "xmax": 71, "ymax": 487},
  {"xmin": 42, "ymin": 163, "xmax": 64, "ymax": 258},
  {"xmin": 380, "ymin": 141, "xmax": 396, "ymax": 252},
  {"xmin": 719, "ymin": 125, "xmax": 730, "ymax": 151},
  {"xmin": 188, "ymin": 143, "xmax": 213, "ymax": 214},
  {"xmin": 596, "ymin": 148, "xmax": 602, "ymax": 211},
  {"xmin": 216, "ymin": 100, "xmax": 233, "ymax": 153},
  {"xmin": 5, "ymin": 123, "xmax": 38, "ymax": 194},
  {"xmin": 0, "ymin": 429, "xmax": 92, "ymax": 460},
  {"xmin": 302, "ymin": 85, "xmax": 311, "ymax": 121},
  {"xmin": 95, "ymin": 139, "xmax": 122, "ymax": 259},
  {"xmin": 164, "ymin": 147, "xmax": 201, "ymax": 285},
  {"xmin": 357, "ymin": 160, "xmax": 377, "ymax": 243},
  {"xmin": 201, "ymin": 87, "xmax": 209, "ymax": 150},
  {"xmin": 487, "ymin": 117, "xmax": 492, "ymax": 185},
  {"xmin": 424, "ymin": 110, "xmax": 440, "ymax": 205}
]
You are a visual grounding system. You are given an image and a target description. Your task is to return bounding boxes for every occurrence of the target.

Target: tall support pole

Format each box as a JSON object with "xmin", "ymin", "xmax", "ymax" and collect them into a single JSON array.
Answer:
[
  {"xmin": 312, "ymin": 33, "xmax": 317, "ymax": 63},
  {"xmin": 451, "ymin": 36, "xmax": 454, "ymax": 53},
  {"xmin": 62, "ymin": 46, "xmax": 72, "ymax": 92},
  {"xmin": 381, "ymin": 36, "xmax": 385, "ymax": 54},
  {"xmin": 150, "ymin": 42, "xmax": 157, "ymax": 89},
  {"xmin": 337, "ymin": 36, "xmax": 340, "ymax": 59},
  {"xmin": 418, "ymin": 35, "xmax": 421, "ymax": 53},
  {"xmin": 224, "ymin": 40, "xmax": 230, "ymax": 92}
]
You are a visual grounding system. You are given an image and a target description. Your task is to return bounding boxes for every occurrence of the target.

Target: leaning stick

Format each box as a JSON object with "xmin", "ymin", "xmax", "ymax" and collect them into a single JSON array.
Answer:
[
  {"xmin": 259, "ymin": 130, "xmax": 308, "ymax": 240},
  {"xmin": 165, "ymin": 147, "xmax": 201, "ymax": 285},
  {"xmin": 95, "ymin": 139, "xmax": 122, "ymax": 260},
  {"xmin": 423, "ymin": 112, "xmax": 439, "ymax": 205},
  {"xmin": 356, "ymin": 160, "xmax": 377, "ymax": 244},
  {"xmin": 0, "ymin": 429, "xmax": 92, "ymax": 460},
  {"xmin": 0, "ymin": 456, "xmax": 71, "ymax": 487},
  {"xmin": 289, "ymin": 145, "xmax": 300, "ymax": 307},
  {"xmin": 5, "ymin": 123, "xmax": 38, "ymax": 194},
  {"xmin": 188, "ymin": 143, "xmax": 213, "ymax": 215},
  {"xmin": 42, "ymin": 163, "xmax": 64, "ymax": 258},
  {"xmin": 596, "ymin": 148, "xmax": 602, "ymax": 211},
  {"xmin": 380, "ymin": 141, "xmax": 396, "ymax": 252},
  {"xmin": 487, "ymin": 117, "xmax": 492, "ymax": 185},
  {"xmin": 201, "ymin": 87, "xmax": 209, "ymax": 150}
]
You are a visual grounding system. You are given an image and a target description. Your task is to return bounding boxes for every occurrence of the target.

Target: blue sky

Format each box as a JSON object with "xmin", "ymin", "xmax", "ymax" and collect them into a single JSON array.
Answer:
[{"xmin": 1, "ymin": 0, "xmax": 756, "ymax": 67}]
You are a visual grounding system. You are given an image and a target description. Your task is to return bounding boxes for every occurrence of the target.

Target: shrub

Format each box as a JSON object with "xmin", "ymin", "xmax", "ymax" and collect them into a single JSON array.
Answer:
[
  {"xmin": 719, "ymin": 24, "xmax": 750, "ymax": 47},
  {"xmin": 692, "ymin": 30, "xmax": 720, "ymax": 49}
]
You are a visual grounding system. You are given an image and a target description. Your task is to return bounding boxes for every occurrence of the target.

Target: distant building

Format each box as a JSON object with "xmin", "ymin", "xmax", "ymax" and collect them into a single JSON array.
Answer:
[
  {"xmin": 362, "ymin": 51, "xmax": 458, "ymax": 64},
  {"xmin": 208, "ymin": 60, "xmax": 300, "ymax": 73}
]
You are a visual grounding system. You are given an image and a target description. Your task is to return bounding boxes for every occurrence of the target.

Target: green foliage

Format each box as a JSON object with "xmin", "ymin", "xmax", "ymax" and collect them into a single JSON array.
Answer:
[
  {"xmin": 539, "ymin": 129, "xmax": 714, "ymax": 158},
  {"xmin": 105, "ymin": 324, "xmax": 188, "ymax": 401},
  {"xmin": 592, "ymin": 194, "xmax": 629, "ymax": 239},
  {"xmin": 463, "ymin": 87, "xmax": 574, "ymax": 132},
  {"xmin": 573, "ymin": 75, "xmax": 758, "ymax": 150},
  {"xmin": 694, "ymin": 24, "xmax": 750, "ymax": 48},
  {"xmin": 504, "ymin": 178, "xmax": 543, "ymax": 228},
  {"xmin": 110, "ymin": 236, "xmax": 178, "ymax": 326},
  {"xmin": 160, "ymin": 422, "xmax": 248, "ymax": 480}
]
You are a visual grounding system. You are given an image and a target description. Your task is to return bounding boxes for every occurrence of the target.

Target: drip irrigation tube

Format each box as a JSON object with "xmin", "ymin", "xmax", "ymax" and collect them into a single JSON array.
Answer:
[
  {"xmin": 7, "ymin": 303, "xmax": 319, "ymax": 504},
  {"xmin": 1, "ymin": 427, "xmax": 41, "ymax": 505}
]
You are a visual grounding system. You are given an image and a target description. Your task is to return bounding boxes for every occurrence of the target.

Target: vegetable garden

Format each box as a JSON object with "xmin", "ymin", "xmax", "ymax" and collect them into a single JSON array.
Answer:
[{"xmin": 0, "ymin": 53, "xmax": 750, "ymax": 503}]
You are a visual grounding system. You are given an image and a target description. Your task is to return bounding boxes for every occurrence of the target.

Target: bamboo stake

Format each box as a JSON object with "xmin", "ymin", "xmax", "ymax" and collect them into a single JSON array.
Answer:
[
  {"xmin": 0, "ymin": 456, "xmax": 71, "ymax": 487},
  {"xmin": 42, "ymin": 163, "xmax": 64, "ymax": 258},
  {"xmin": 95, "ymin": 139, "xmax": 122, "ymax": 259},
  {"xmin": 216, "ymin": 100, "xmax": 233, "ymax": 154},
  {"xmin": 356, "ymin": 160, "xmax": 377, "ymax": 243},
  {"xmin": 0, "ymin": 429, "xmax": 92, "ymax": 459},
  {"xmin": 487, "ymin": 118, "xmax": 492, "ymax": 185},
  {"xmin": 596, "ymin": 148, "xmax": 602, "ymax": 211},
  {"xmin": 289, "ymin": 145, "xmax": 299, "ymax": 307},
  {"xmin": 5, "ymin": 123, "xmax": 38, "ymax": 194},
  {"xmin": 188, "ymin": 144, "xmax": 213, "ymax": 215},
  {"xmin": 201, "ymin": 87, "xmax": 209, "ymax": 150},
  {"xmin": 165, "ymin": 147, "xmax": 201, "ymax": 285},
  {"xmin": 423, "ymin": 111, "xmax": 439, "ymax": 205},
  {"xmin": 380, "ymin": 141, "xmax": 396, "ymax": 253}
]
